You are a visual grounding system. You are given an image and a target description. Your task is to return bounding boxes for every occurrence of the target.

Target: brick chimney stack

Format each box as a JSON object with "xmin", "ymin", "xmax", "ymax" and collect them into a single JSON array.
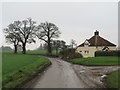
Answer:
[{"xmin": 94, "ymin": 30, "xmax": 99, "ymax": 36}]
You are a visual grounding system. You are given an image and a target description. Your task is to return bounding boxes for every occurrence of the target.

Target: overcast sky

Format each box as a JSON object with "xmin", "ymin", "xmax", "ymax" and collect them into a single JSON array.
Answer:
[{"xmin": 0, "ymin": 2, "xmax": 118, "ymax": 50}]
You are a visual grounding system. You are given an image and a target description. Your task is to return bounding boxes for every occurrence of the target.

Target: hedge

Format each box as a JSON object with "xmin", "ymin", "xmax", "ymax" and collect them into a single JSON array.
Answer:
[
  {"xmin": 59, "ymin": 49, "xmax": 83, "ymax": 60},
  {"xmin": 95, "ymin": 50, "xmax": 120, "ymax": 57}
]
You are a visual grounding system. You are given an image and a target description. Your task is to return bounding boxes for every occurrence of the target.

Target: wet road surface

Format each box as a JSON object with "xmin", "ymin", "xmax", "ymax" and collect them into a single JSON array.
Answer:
[{"xmin": 22, "ymin": 57, "xmax": 119, "ymax": 88}]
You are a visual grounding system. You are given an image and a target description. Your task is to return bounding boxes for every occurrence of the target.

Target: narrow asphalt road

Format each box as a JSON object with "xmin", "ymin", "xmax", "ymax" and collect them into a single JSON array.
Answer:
[{"xmin": 22, "ymin": 57, "xmax": 119, "ymax": 88}]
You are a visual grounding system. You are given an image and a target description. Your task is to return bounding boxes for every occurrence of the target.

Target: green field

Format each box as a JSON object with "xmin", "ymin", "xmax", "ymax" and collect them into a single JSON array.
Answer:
[
  {"xmin": 2, "ymin": 52, "xmax": 51, "ymax": 88},
  {"xmin": 106, "ymin": 70, "xmax": 120, "ymax": 89},
  {"xmin": 27, "ymin": 50, "xmax": 60, "ymax": 55},
  {"xmin": 70, "ymin": 57, "xmax": 119, "ymax": 66},
  {"xmin": 27, "ymin": 50, "xmax": 47, "ymax": 55}
]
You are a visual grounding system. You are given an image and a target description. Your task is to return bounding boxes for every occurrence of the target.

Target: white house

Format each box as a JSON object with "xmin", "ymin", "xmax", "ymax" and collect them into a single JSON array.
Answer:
[{"xmin": 76, "ymin": 31, "xmax": 116, "ymax": 57}]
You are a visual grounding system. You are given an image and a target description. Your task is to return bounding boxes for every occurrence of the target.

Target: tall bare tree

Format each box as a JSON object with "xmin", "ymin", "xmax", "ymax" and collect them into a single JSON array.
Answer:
[
  {"xmin": 36, "ymin": 22, "xmax": 61, "ymax": 54},
  {"xmin": 4, "ymin": 18, "xmax": 36, "ymax": 54},
  {"xmin": 15, "ymin": 18, "xmax": 36, "ymax": 54},
  {"xmin": 4, "ymin": 24, "xmax": 20, "ymax": 54}
]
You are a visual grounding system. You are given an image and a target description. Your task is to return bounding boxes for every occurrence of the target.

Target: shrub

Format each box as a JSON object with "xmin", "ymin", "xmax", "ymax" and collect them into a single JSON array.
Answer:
[
  {"xmin": 59, "ymin": 49, "xmax": 83, "ymax": 60},
  {"xmin": 95, "ymin": 50, "xmax": 120, "ymax": 57}
]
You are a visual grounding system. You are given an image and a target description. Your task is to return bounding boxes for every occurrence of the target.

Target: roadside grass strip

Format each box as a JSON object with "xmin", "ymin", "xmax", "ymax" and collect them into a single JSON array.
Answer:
[
  {"xmin": 70, "ymin": 57, "xmax": 120, "ymax": 66},
  {"xmin": 2, "ymin": 52, "xmax": 51, "ymax": 88},
  {"xmin": 106, "ymin": 70, "xmax": 120, "ymax": 89}
]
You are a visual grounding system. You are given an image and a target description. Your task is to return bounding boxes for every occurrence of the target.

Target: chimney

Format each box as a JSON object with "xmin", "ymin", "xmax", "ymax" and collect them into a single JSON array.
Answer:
[{"xmin": 94, "ymin": 30, "xmax": 99, "ymax": 36}]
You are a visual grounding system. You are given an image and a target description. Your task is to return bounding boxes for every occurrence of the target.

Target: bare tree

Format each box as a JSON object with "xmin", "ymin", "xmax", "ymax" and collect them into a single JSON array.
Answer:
[
  {"xmin": 52, "ymin": 40, "xmax": 66, "ymax": 54},
  {"xmin": 4, "ymin": 24, "xmax": 20, "ymax": 54},
  {"xmin": 70, "ymin": 39, "xmax": 77, "ymax": 49},
  {"xmin": 5, "ymin": 33, "xmax": 19, "ymax": 54},
  {"xmin": 15, "ymin": 18, "xmax": 36, "ymax": 54},
  {"xmin": 4, "ymin": 18, "xmax": 36, "ymax": 54},
  {"xmin": 60, "ymin": 40, "xmax": 67, "ymax": 50},
  {"xmin": 52, "ymin": 40, "xmax": 60, "ymax": 54},
  {"xmin": 36, "ymin": 22, "xmax": 61, "ymax": 54}
]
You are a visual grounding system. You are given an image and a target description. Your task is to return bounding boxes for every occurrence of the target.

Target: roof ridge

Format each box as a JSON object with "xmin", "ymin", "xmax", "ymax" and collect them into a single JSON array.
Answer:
[
  {"xmin": 78, "ymin": 35, "xmax": 116, "ymax": 47},
  {"xmin": 98, "ymin": 36, "xmax": 116, "ymax": 45}
]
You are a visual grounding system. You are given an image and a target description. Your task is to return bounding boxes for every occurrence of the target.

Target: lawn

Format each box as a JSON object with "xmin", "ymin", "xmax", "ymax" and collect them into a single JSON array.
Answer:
[
  {"xmin": 106, "ymin": 70, "xmax": 120, "ymax": 89},
  {"xmin": 70, "ymin": 56, "xmax": 120, "ymax": 66},
  {"xmin": 2, "ymin": 52, "xmax": 51, "ymax": 88}
]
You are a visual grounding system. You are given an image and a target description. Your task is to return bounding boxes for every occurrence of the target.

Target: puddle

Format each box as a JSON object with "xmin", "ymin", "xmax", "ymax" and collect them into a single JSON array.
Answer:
[
  {"xmin": 101, "ymin": 75, "xmax": 107, "ymax": 78},
  {"xmin": 80, "ymin": 71, "xmax": 85, "ymax": 73}
]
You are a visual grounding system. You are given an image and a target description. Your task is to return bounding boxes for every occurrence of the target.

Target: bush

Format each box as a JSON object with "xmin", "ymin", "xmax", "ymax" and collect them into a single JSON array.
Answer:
[
  {"xmin": 95, "ymin": 50, "xmax": 120, "ymax": 57},
  {"xmin": 59, "ymin": 49, "xmax": 83, "ymax": 60}
]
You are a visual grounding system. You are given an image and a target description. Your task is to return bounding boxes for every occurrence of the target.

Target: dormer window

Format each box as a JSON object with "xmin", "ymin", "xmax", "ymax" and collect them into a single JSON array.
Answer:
[
  {"xmin": 102, "ymin": 47, "xmax": 110, "ymax": 51},
  {"xmin": 84, "ymin": 43, "xmax": 89, "ymax": 46},
  {"xmin": 84, "ymin": 40, "xmax": 90, "ymax": 47}
]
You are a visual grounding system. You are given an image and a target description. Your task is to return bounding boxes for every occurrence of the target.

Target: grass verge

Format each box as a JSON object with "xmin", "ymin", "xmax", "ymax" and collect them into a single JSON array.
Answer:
[
  {"xmin": 2, "ymin": 52, "xmax": 51, "ymax": 88},
  {"xmin": 105, "ymin": 70, "xmax": 120, "ymax": 89},
  {"xmin": 69, "ymin": 56, "xmax": 120, "ymax": 66}
]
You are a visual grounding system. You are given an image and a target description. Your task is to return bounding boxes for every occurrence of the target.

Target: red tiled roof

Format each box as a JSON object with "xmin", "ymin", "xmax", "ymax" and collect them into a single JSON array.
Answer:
[{"xmin": 78, "ymin": 35, "xmax": 116, "ymax": 47}]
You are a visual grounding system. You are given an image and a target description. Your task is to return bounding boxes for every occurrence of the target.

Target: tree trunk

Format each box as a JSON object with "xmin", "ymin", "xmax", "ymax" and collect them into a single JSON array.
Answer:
[
  {"xmin": 14, "ymin": 45, "xmax": 17, "ymax": 54},
  {"xmin": 22, "ymin": 43, "xmax": 26, "ymax": 54},
  {"xmin": 47, "ymin": 41, "xmax": 52, "ymax": 55},
  {"xmin": 72, "ymin": 44, "xmax": 73, "ymax": 49}
]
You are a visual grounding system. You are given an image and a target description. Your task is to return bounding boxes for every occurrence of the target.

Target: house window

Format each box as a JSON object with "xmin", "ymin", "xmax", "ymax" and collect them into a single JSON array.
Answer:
[
  {"xmin": 84, "ymin": 43, "xmax": 88, "ymax": 47},
  {"xmin": 84, "ymin": 43, "xmax": 89, "ymax": 46},
  {"xmin": 79, "ymin": 51, "xmax": 82, "ymax": 54},
  {"xmin": 85, "ymin": 50, "xmax": 89, "ymax": 54},
  {"xmin": 84, "ymin": 43, "xmax": 90, "ymax": 47}
]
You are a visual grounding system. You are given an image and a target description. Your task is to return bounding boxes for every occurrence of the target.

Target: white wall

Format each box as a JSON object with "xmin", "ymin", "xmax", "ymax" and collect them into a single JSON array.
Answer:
[{"xmin": 76, "ymin": 46, "xmax": 116, "ymax": 57}]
